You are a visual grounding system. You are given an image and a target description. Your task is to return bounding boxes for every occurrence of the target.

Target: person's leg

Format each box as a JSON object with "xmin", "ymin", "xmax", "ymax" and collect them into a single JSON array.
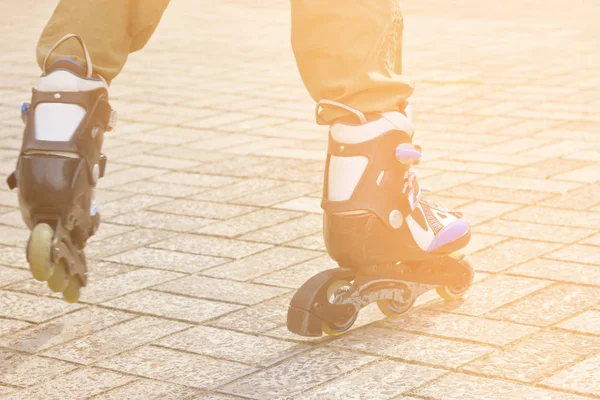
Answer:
[
  {"xmin": 287, "ymin": 1, "xmax": 473, "ymax": 337},
  {"xmin": 37, "ymin": 0, "xmax": 170, "ymax": 83},
  {"xmin": 291, "ymin": 0, "xmax": 413, "ymax": 123}
]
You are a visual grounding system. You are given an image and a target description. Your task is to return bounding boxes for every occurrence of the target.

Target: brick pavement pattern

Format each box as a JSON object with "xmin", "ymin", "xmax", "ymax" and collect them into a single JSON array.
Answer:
[{"xmin": 1, "ymin": 0, "xmax": 599, "ymax": 399}]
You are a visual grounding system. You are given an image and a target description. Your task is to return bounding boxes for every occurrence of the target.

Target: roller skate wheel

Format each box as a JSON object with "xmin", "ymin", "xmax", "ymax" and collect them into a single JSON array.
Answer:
[
  {"xmin": 47, "ymin": 259, "xmax": 70, "ymax": 293},
  {"xmin": 27, "ymin": 223, "xmax": 55, "ymax": 282},
  {"xmin": 377, "ymin": 289, "xmax": 416, "ymax": 318},
  {"xmin": 436, "ymin": 258, "xmax": 474, "ymax": 301},
  {"xmin": 321, "ymin": 279, "xmax": 356, "ymax": 336},
  {"xmin": 63, "ymin": 276, "xmax": 83, "ymax": 303}
]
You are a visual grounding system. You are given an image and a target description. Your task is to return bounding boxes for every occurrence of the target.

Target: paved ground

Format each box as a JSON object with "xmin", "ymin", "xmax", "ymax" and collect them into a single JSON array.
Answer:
[{"xmin": 1, "ymin": 0, "xmax": 599, "ymax": 399}]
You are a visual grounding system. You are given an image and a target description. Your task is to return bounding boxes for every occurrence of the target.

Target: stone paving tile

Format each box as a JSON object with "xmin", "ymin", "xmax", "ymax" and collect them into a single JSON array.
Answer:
[
  {"xmin": 221, "ymin": 348, "xmax": 376, "ymax": 399},
  {"xmin": 0, "ymin": 348, "xmax": 76, "ymax": 387},
  {"xmin": 253, "ymin": 255, "xmax": 337, "ymax": 289},
  {"xmin": 156, "ymin": 326, "xmax": 309, "ymax": 367},
  {"xmin": 273, "ymin": 196, "xmax": 322, "ymax": 214},
  {"xmin": 473, "ymin": 219, "xmax": 596, "ymax": 243},
  {"xmin": 329, "ymin": 326, "xmax": 493, "ymax": 369},
  {"xmin": 545, "ymin": 244, "xmax": 600, "ymax": 265},
  {"xmin": 97, "ymin": 346, "xmax": 255, "ymax": 390},
  {"xmin": 89, "ymin": 221, "xmax": 136, "ymax": 243},
  {"xmin": 558, "ymin": 310, "xmax": 600, "ymax": 335},
  {"xmin": 462, "ymin": 329, "xmax": 600, "ymax": 383},
  {"xmin": 539, "ymin": 184, "xmax": 600, "ymax": 210},
  {"xmin": 542, "ymin": 353, "xmax": 600, "ymax": 396},
  {"xmin": 111, "ymin": 180, "xmax": 205, "ymax": 198},
  {"xmin": 378, "ymin": 309, "xmax": 538, "ymax": 347},
  {"xmin": 0, "ymin": 266, "xmax": 29, "ymax": 287},
  {"xmin": 155, "ymin": 275, "xmax": 289, "ymax": 305},
  {"xmin": 240, "ymin": 214, "xmax": 322, "ymax": 244},
  {"xmin": 486, "ymin": 284, "xmax": 600, "ymax": 326},
  {"xmin": 108, "ymin": 210, "xmax": 213, "ymax": 232},
  {"xmin": 0, "ymin": 307, "xmax": 134, "ymax": 353},
  {"xmin": 508, "ymin": 258, "xmax": 600, "ymax": 286},
  {"xmin": 1, "ymin": 368, "xmax": 136, "ymax": 400},
  {"xmin": 93, "ymin": 379, "xmax": 200, "ymax": 400},
  {"xmin": 0, "ymin": 225, "xmax": 28, "ymax": 247},
  {"xmin": 102, "ymin": 290, "xmax": 242, "ymax": 323},
  {"xmin": 296, "ymin": 360, "xmax": 445, "ymax": 400},
  {"xmin": 150, "ymin": 233, "xmax": 272, "ymax": 259},
  {"xmin": 191, "ymin": 394, "xmax": 245, "ymax": 400},
  {"xmin": 582, "ymin": 233, "xmax": 600, "ymax": 246},
  {"xmin": 191, "ymin": 178, "xmax": 285, "ymax": 203},
  {"xmin": 210, "ymin": 294, "xmax": 293, "ymax": 334},
  {"xmin": 151, "ymin": 171, "xmax": 237, "ymax": 188},
  {"xmin": 284, "ymin": 232, "xmax": 327, "ymax": 251},
  {"xmin": 440, "ymin": 183, "xmax": 555, "ymax": 204},
  {"xmin": 42, "ymin": 316, "xmax": 190, "ymax": 365},
  {"xmin": 0, "ymin": 245, "xmax": 26, "ymax": 269},
  {"xmin": 415, "ymin": 373, "xmax": 590, "ymax": 400},
  {"xmin": 0, "ymin": 318, "xmax": 30, "ymax": 337},
  {"xmin": 0, "ymin": 290, "xmax": 83, "ymax": 323},
  {"xmin": 78, "ymin": 268, "xmax": 184, "ymax": 304},
  {"xmin": 86, "ymin": 228, "xmax": 174, "ymax": 259},
  {"xmin": 503, "ymin": 206, "xmax": 600, "ymax": 230},
  {"xmin": 429, "ymin": 275, "xmax": 552, "ymax": 316},
  {"xmin": 454, "ymin": 201, "xmax": 521, "ymax": 226},
  {"xmin": 149, "ymin": 199, "xmax": 256, "ymax": 220},
  {"xmin": 201, "ymin": 246, "xmax": 321, "ymax": 281},
  {"xmin": 102, "ymin": 166, "xmax": 166, "ymax": 188},
  {"xmin": 195, "ymin": 208, "xmax": 302, "ymax": 238},
  {"xmin": 467, "ymin": 238, "xmax": 560, "ymax": 273},
  {"xmin": 104, "ymin": 247, "xmax": 229, "ymax": 273},
  {"xmin": 232, "ymin": 182, "xmax": 320, "ymax": 207},
  {"xmin": 554, "ymin": 164, "xmax": 600, "ymax": 183}
]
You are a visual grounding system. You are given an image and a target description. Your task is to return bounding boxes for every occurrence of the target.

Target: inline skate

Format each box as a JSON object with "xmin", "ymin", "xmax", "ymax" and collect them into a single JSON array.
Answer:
[
  {"xmin": 6, "ymin": 34, "xmax": 116, "ymax": 302},
  {"xmin": 287, "ymin": 100, "xmax": 473, "ymax": 337}
]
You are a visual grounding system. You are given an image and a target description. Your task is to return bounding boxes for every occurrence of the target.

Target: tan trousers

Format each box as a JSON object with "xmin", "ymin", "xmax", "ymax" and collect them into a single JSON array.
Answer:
[{"xmin": 37, "ymin": 0, "xmax": 413, "ymax": 123}]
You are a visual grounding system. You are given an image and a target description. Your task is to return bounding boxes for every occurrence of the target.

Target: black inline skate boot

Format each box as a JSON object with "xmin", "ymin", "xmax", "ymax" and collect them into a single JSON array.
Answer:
[
  {"xmin": 6, "ymin": 34, "xmax": 115, "ymax": 303},
  {"xmin": 287, "ymin": 100, "xmax": 473, "ymax": 337}
]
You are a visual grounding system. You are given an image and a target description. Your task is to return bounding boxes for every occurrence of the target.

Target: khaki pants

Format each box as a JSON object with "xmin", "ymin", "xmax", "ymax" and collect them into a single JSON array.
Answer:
[{"xmin": 37, "ymin": 0, "xmax": 413, "ymax": 122}]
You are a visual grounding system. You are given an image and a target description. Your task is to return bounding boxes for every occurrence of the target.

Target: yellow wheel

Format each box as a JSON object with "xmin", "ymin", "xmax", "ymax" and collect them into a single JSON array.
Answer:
[
  {"xmin": 63, "ymin": 276, "xmax": 82, "ymax": 303},
  {"xmin": 47, "ymin": 259, "xmax": 69, "ymax": 293},
  {"xmin": 436, "ymin": 257, "xmax": 474, "ymax": 301},
  {"xmin": 27, "ymin": 223, "xmax": 55, "ymax": 281},
  {"xmin": 321, "ymin": 279, "xmax": 356, "ymax": 337},
  {"xmin": 377, "ymin": 295, "xmax": 416, "ymax": 318}
]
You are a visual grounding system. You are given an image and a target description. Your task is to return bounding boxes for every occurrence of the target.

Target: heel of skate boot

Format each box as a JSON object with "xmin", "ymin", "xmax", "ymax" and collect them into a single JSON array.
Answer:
[
  {"xmin": 27, "ymin": 223, "xmax": 55, "ymax": 281},
  {"xmin": 287, "ymin": 268, "xmax": 356, "ymax": 337},
  {"xmin": 287, "ymin": 307, "xmax": 324, "ymax": 337}
]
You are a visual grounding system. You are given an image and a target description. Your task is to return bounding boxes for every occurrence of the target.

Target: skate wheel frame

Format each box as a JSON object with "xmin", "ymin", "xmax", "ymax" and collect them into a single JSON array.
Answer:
[{"xmin": 27, "ymin": 223, "xmax": 55, "ymax": 282}]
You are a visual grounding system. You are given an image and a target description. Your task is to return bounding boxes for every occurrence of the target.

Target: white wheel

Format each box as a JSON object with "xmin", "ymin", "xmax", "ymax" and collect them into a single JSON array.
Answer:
[{"xmin": 27, "ymin": 223, "xmax": 55, "ymax": 281}]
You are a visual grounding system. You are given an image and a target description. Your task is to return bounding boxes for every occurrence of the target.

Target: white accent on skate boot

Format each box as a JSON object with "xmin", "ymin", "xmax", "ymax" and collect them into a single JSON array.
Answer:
[
  {"xmin": 389, "ymin": 210, "xmax": 404, "ymax": 229},
  {"xmin": 327, "ymin": 155, "xmax": 368, "ymax": 201},
  {"xmin": 35, "ymin": 103, "xmax": 85, "ymax": 142},
  {"xmin": 330, "ymin": 112, "xmax": 414, "ymax": 144},
  {"xmin": 406, "ymin": 205, "xmax": 436, "ymax": 251}
]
